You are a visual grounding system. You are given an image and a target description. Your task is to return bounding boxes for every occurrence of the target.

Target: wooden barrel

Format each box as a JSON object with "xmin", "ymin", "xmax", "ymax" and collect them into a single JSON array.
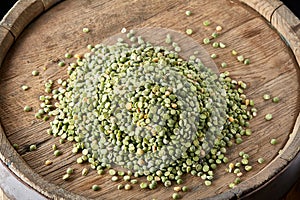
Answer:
[{"xmin": 0, "ymin": 0, "xmax": 300, "ymax": 199}]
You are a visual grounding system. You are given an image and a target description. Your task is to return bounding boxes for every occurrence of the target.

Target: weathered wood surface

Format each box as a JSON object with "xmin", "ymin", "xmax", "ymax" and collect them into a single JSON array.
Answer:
[{"xmin": 0, "ymin": 0, "xmax": 299, "ymax": 199}]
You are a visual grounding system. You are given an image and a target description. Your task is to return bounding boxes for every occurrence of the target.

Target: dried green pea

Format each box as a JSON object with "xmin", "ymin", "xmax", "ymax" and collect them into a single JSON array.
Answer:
[
  {"xmin": 245, "ymin": 165, "xmax": 252, "ymax": 171},
  {"xmin": 83, "ymin": 27, "xmax": 90, "ymax": 33},
  {"xmin": 203, "ymin": 38, "xmax": 210, "ymax": 44},
  {"xmin": 92, "ymin": 185, "xmax": 100, "ymax": 191},
  {"xmin": 203, "ymin": 20, "xmax": 211, "ymax": 26},
  {"xmin": 265, "ymin": 113, "xmax": 273, "ymax": 121},
  {"xmin": 24, "ymin": 105, "xmax": 32, "ymax": 112},
  {"xmin": 29, "ymin": 144, "xmax": 37, "ymax": 151},
  {"xmin": 185, "ymin": 10, "xmax": 192, "ymax": 16},
  {"xmin": 82, "ymin": 168, "xmax": 89, "ymax": 176},
  {"xmin": 212, "ymin": 42, "xmax": 219, "ymax": 48},
  {"xmin": 219, "ymin": 42, "xmax": 226, "ymax": 48},
  {"xmin": 186, "ymin": 28, "xmax": 193, "ymax": 35},
  {"xmin": 21, "ymin": 85, "xmax": 30, "ymax": 91},
  {"xmin": 272, "ymin": 97, "xmax": 280, "ymax": 103},
  {"xmin": 32, "ymin": 70, "xmax": 39, "ymax": 76},
  {"xmin": 172, "ymin": 192, "xmax": 181, "ymax": 199},
  {"xmin": 58, "ymin": 61, "xmax": 65, "ymax": 67},
  {"xmin": 124, "ymin": 184, "xmax": 132, "ymax": 190},
  {"xmin": 54, "ymin": 150, "xmax": 62, "ymax": 156},
  {"xmin": 221, "ymin": 62, "xmax": 227, "ymax": 68},
  {"xmin": 257, "ymin": 158, "xmax": 265, "ymax": 164},
  {"xmin": 45, "ymin": 160, "xmax": 53, "ymax": 166},
  {"xmin": 237, "ymin": 55, "xmax": 244, "ymax": 62},
  {"xmin": 62, "ymin": 174, "xmax": 70, "ymax": 180},
  {"xmin": 182, "ymin": 186, "xmax": 188, "ymax": 192},
  {"xmin": 67, "ymin": 168, "xmax": 74, "ymax": 174},
  {"xmin": 231, "ymin": 50, "xmax": 238, "ymax": 55},
  {"xmin": 211, "ymin": 53, "xmax": 217, "ymax": 59},
  {"xmin": 65, "ymin": 53, "xmax": 72, "ymax": 58},
  {"xmin": 244, "ymin": 58, "xmax": 250, "ymax": 65},
  {"xmin": 111, "ymin": 176, "xmax": 119, "ymax": 182},
  {"xmin": 270, "ymin": 138, "xmax": 277, "ymax": 145},
  {"xmin": 263, "ymin": 94, "xmax": 271, "ymax": 100},
  {"xmin": 117, "ymin": 184, "xmax": 124, "ymax": 190},
  {"xmin": 140, "ymin": 182, "xmax": 148, "ymax": 189}
]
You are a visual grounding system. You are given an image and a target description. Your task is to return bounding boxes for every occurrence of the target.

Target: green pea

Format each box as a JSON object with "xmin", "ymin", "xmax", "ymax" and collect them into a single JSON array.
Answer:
[
  {"xmin": 185, "ymin": 10, "xmax": 192, "ymax": 16},
  {"xmin": 54, "ymin": 150, "xmax": 62, "ymax": 156},
  {"xmin": 270, "ymin": 138, "xmax": 277, "ymax": 145},
  {"xmin": 32, "ymin": 70, "xmax": 39, "ymax": 76},
  {"xmin": 92, "ymin": 185, "xmax": 100, "ymax": 191},
  {"xmin": 24, "ymin": 105, "xmax": 32, "ymax": 112},
  {"xmin": 265, "ymin": 114, "xmax": 273, "ymax": 121},
  {"xmin": 29, "ymin": 144, "xmax": 37, "ymax": 151},
  {"xmin": 203, "ymin": 20, "xmax": 211, "ymax": 26}
]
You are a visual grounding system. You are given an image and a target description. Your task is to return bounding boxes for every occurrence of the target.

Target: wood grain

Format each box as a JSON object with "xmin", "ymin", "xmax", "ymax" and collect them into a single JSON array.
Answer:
[
  {"xmin": 239, "ymin": 0, "xmax": 283, "ymax": 22},
  {"xmin": 0, "ymin": 26, "xmax": 14, "ymax": 66},
  {"xmin": 0, "ymin": 0, "xmax": 299, "ymax": 199}
]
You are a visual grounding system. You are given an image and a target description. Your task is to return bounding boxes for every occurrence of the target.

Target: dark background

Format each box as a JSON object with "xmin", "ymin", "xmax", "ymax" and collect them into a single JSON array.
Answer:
[{"xmin": 1, "ymin": 0, "xmax": 300, "ymax": 19}]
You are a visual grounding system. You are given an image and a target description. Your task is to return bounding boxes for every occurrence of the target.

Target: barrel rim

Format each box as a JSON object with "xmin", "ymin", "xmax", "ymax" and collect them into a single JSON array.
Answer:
[{"xmin": 0, "ymin": 0, "xmax": 299, "ymax": 199}]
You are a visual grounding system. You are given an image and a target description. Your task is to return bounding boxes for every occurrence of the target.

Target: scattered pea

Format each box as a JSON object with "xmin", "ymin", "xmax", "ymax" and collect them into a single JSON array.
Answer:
[
  {"xmin": 237, "ymin": 55, "xmax": 244, "ymax": 62},
  {"xmin": 29, "ymin": 144, "xmax": 37, "ymax": 151},
  {"xmin": 45, "ymin": 160, "xmax": 53, "ymax": 166},
  {"xmin": 62, "ymin": 174, "xmax": 70, "ymax": 181},
  {"xmin": 140, "ymin": 182, "xmax": 148, "ymax": 189},
  {"xmin": 270, "ymin": 138, "xmax": 277, "ymax": 145},
  {"xmin": 221, "ymin": 62, "xmax": 227, "ymax": 68},
  {"xmin": 216, "ymin": 25, "xmax": 223, "ymax": 31},
  {"xmin": 263, "ymin": 94, "xmax": 271, "ymax": 100},
  {"xmin": 265, "ymin": 113, "xmax": 273, "ymax": 121},
  {"xmin": 111, "ymin": 176, "xmax": 119, "ymax": 182},
  {"xmin": 272, "ymin": 97, "xmax": 280, "ymax": 103},
  {"xmin": 186, "ymin": 28, "xmax": 193, "ymax": 35},
  {"xmin": 54, "ymin": 149, "xmax": 62, "ymax": 156},
  {"xmin": 257, "ymin": 158, "xmax": 265, "ymax": 164},
  {"xmin": 21, "ymin": 85, "xmax": 29, "ymax": 91},
  {"xmin": 172, "ymin": 192, "xmax": 181, "ymax": 199},
  {"xmin": 245, "ymin": 165, "xmax": 252, "ymax": 171},
  {"xmin": 65, "ymin": 53, "xmax": 72, "ymax": 58},
  {"xmin": 211, "ymin": 53, "xmax": 217, "ymax": 59},
  {"xmin": 83, "ymin": 27, "xmax": 90, "ymax": 33},
  {"xmin": 185, "ymin": 10, "xmax": 192, "ymax": 16},
  {"xmin": 211, "ymin": 32, "xmax": 218, "ymax": 38},
  {"xmin": 204, "ymin": 180, "xmax": 212, "ymax": 186},
  {"xmin": 182, "ymin": 186, "xmax": 188, "ymax": 192},
  {"xmin": 231, "ymin": 50, "xmax": 238, "ymax": 55},
  {"xmin": 124, "ymin": 184, "xmax": 132, "ymax": 190},
  {"xmin": 92, "ymin": 185, "xmax": 100, "ymax": 191},
  {"xmin": 117, "ymin": 184, "xmax": 124, "ymax": 190},
  {"xmin": 32, "ymin": 70, "xmax": 39, "ymax": 76},
  {"xmin": 219, "ymin": 42, "xmax": 226, "ymax": 48},
  {"xmin": 203, "ymin": 20, "xmax": 211, "ymax": 26},
  {"xmin": 212, "ymin": 42, "xmax": 219, "ymax": 48},
  {"xmin": 82, "ymin": 168, "xmax": 89, "ymax": 176},
  {"xmin": 203, "ymin": 38, "xmax": 210, "ymax": 44},
  {"xmin": 58, "ymin": 61, "xmax": 65, "ymax": 67},
  {"xmin": 24, "ymin": 105, "xmax": 32, "ymax": 112},
  {"xmin": 244, "ymin": 58, "xmax": 250, "ymax": 65},
  {"xmin": 66, "ymin": 168, "xmax": 74, "ymax": 174}
]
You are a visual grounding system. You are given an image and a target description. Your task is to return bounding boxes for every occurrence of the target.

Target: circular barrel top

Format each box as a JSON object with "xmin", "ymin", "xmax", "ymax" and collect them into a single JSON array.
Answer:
[{"xmin": 0, "ymin": 0, "xmax": 300, "ymax": 199}]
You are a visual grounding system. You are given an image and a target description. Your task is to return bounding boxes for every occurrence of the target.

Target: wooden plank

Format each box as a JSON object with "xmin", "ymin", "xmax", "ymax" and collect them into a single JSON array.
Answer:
[
  {"xmin": 271, "ymin": 4, "xmax": 300, "ymax": 68},
  {"xmin": 0, "ymin": 26, "xmax": 14, "ymax": 66},
  {"xmin": 239, "ymin": 0, "xmax": 283, "ymax": 22},
  {"xmin": 0, "ymin": 0, "xmax": 44, "ymax": 39},
  {"xmin": 0, "ymin": 0, "xmax": 299, "ymax": 199},
  {"xmin": 42, "ymin": 0, "xmax": 64, "ymax": 10}
]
